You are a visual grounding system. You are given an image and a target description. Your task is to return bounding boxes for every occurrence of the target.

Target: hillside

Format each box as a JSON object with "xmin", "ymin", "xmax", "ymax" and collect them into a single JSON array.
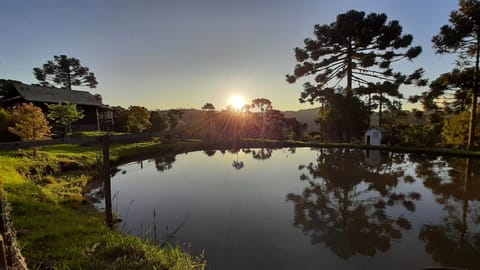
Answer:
[
  {"xmin": 174, "ymin": 107, "xmax": 428, "ymax": 134},
  {"xmin": 284, "ymin": 107, "xmax": 320, "ymax": 132}
]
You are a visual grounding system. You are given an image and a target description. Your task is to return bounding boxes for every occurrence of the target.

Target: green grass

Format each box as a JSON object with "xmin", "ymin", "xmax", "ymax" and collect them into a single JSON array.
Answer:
[
  {"xmin": 0, "ymin": 141, "xmax": 206, "ymax": 270},
  {"xmin": 70, "ymin": 131, "xmax": 129, "ymax": 137}
]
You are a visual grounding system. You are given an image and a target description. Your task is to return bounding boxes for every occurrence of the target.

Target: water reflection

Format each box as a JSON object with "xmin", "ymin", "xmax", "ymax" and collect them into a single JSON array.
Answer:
[
  {"xmin": 153, "ymin": 153, "xmax": 176, "ymax": 172},
  {"xmin": 203, "ymin": 150, "xmax": 216, "ymax": 157},
  {"xmin": 252, "ymin": 148, "xmax": 273, "ymax": 160},
  {"xmin": 89, "ymin": 148, "xmax": 480, "ymax": 270},
  {"xmin": 232, "ymin": 150, "xmax": 245, "ymax": 170},
  {"xmin": 287, "ymin": 149, "xmax": 420, "ymax": 259},
  {"xmin": 415, "ymin": 157, "xmax": 480, "ymax": 269}
]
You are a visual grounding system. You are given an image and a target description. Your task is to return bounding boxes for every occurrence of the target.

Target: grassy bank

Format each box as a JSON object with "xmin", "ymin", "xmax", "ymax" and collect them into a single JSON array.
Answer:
[{"xmin": 0, "ymin": 140, "xmax": 206, "ymax": 269}]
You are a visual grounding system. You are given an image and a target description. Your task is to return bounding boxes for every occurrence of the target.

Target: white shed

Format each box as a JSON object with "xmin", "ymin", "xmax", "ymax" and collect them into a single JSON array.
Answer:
[{"xmin": 365, "ymin": 127, "xmax": 384, "ymax": 146}]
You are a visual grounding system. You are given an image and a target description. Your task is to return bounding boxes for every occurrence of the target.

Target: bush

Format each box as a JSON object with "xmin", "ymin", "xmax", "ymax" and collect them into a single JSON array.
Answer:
[{"xmin": 0, "ymin": 108, "xmax": 18, "ymax": 142}]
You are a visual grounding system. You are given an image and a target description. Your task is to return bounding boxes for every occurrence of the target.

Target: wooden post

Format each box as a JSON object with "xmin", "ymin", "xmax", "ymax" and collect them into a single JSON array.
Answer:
[
  {"xmin": 96, "ymin": 108, "xmax": 101, "ymax": 132},
  {"xmin": 0, "ymin": 235, "xmax": 7, "ymax": 270},
  {"xmin": 102, "ymin": 135, "xmax": 113, "ymax": 228}
]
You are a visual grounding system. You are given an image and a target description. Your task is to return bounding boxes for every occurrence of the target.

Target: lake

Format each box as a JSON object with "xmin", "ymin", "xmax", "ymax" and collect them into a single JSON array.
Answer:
[{"xmin": 90, "ymin": 148, "xmax": 480, "ymax": 270}]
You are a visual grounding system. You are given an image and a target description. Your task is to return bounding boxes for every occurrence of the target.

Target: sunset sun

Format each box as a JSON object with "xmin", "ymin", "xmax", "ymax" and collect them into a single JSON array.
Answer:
[{"xmin": 229, "ymin": 95, "xmax": 246, "ymax": 110}]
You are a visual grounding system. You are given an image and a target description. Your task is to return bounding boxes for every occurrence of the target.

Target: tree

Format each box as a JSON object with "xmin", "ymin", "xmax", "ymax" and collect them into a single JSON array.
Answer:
[
  {"xmin": 284, "ymin": 117, "xmax": 308, "ymax": 140},
  {"xmin": 111, "ymin": 106, "xmax": 129, "ymax": 132},
  {"xmin": 201, "ymin": 103, "xmax": 216, "ymax": 137},
  {"xmin": 316, "ymin": 92, "xmax": 369, "ymax": 142},
  {"xmin": 0, "ymin": 108, "xmax": 17, "ymax": 142},
  {"xmin": 410, "ymin": 68, "xmax": 474, "ymax": 112},
  {"xmin": 166, "ymin": 109, "xmax": 184, "ymax": 131},
  {"xmin": 8, "ymin": 103, "xmax": 51, "ymax": 146},
  {"xmin": 286, "ymin": 10, "xmax": 425, "ymax": 104},
  {"xmin": 432, "ymin": 0, "xmax": 480, "ymax": 149},
  {"xmin": 33, "ymin": 55, "xmax": 98, "ymax": 90},
  {"xmin": 127, "ymin": 106, "xmax": 151, "ymax": 133},
  {"xmin": 150, "ymin": 110, "xmax": 168, "ymax": 132},
  {"xmin": 442, "ymin": 111, "xmax": 480, "ymax": 148},
  {"xmin": 265, "ymin": 109, "xmax": 286, "ymax": 139},
  {"xmin": 46, "ymin": 102, "xmax": 84, "ymax": 137},
  {"xmin": 251, "ymin": 98, "xmax": 272, "ymax": 137}
]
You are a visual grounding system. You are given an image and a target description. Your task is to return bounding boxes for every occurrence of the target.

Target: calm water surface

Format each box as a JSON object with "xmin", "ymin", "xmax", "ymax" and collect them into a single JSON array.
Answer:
[{"xmin": 92, "ymin": 148, "xmax": 480, "ymax": 270}]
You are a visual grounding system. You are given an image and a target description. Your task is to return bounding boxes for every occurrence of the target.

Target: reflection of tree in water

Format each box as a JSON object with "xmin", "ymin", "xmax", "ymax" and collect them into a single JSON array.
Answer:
[
  {"xmin": 251, "ymin": 148, "xmax": 272, "ymax": 160},
  {"xmin": 152, "ymin": 153, "xmax": 177, "ymax": 172},
  {"xmin": 287, "ymin": 149, "xmax": 420, "ymax": 259},
  {"xmin": 203, "ymin": 150, "xmax": 216, "ymax": 157},
  {"xmin": 231, "ymin": 150, "xmax": 244, "ymax": 170},
  {"xmin": 414, "ymin": 157, "xmax": 480, "ymax": 269}
]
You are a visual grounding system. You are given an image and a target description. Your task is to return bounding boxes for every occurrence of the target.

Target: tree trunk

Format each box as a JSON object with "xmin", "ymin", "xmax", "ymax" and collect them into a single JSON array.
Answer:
[
  {"xmin": 67, "ymin": 71, "xmax": 72, "ymax": 91},
  {"xmin": 346, "ymin": 38, "xmax": 353, "ymax": 96},
  {"xmin": 378, "ymin": 91, "xmax": 383, "ymax": 126},
  {"xmin": 467, "ymin": 36, "xmax": 480, "ymax": 150},
  {"xmin": 102, "ymin": 136, "xmax": 113, "ymax": 228},
  {"xmin": 64, "ymin": 124, "xmax": 68, "ymax": 139},
  {"xmin": 368, "ymin": 93, "xmax": 371, "ymax": 126}
]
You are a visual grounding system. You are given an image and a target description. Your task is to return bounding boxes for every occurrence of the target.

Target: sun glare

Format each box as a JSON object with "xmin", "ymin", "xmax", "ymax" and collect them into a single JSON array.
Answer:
[{"xmin": 229, "ymin": 95, "xmax": 246, "ymax": 110}]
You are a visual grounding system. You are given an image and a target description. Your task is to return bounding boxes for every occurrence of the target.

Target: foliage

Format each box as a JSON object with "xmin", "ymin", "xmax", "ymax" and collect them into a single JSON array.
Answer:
[
  {"xmin": 8, "ymin": 103, "xmax": 51, "ymax": 141},
  {"xmin": 111, "ymin": 106, "xmax": 129, "ymax": 132},
  {"xmin": 251, "ymin": 98, "xmax": 272, "ymax": 112},
  {"xmin": 388, "ymin": 111, "xmax": 443, "ymax": 148},
  {"xmin": 316, "ymin": 93, "xmax": 368, "ymax": 142},
  {"xmin": 251, "ymin": 98, "xmax": 272, "ymax": 137},
  {"xmin": 399, "ymin": 123, "xmax": 442, "ymax": 148},
  {"xmin": 432, "ymin": 0, "xmax": 480, "ymax": 149},
  {"xmin": 166, "ymin": 109, "xmax": 184, "ymax": 131},
  {"xmin": 201, "ymin": 103, "xmax": 215, "ymax": 112},
  {"xmin": 442, "ymin": 111, "xmax": 480, "ymax": 148},
  {"xmin": 33, "ymin": 55, "xmax": 98, "ymax": 90},
  {"xmin": 0, "ymin": 108, "xmax": 17, "ymax": 142},
  {"xmin": 410, "ymin": 68, "xmax": 474, "ymax": 112},
  {"xmin": 150, "ymin": 110, "xmax": 168, "ymax": 132},
  {"xmin": 127, "ymin": 106, "xmax": 151, "ymax": 133},
  {"xmin": 265, "ymin": 109, "xmax": 285, "ymax": 139},
  {"xmin": 432, "ymin": 0, "xmax": 480, "ymax": 59},
  {"xmin": 201, "ymin": 103, "xmax": 216, "ymax": 138},
  {"xmin": 284, "ymin": 117, "xmax": 308, "ymax": 140},
  {"xmin": 286, "ymin": 9, "xmax": 425, "ymax": 103},
  {"xmin": 46, "ymin": 102, "xmax": 84, "ymax": 135}
]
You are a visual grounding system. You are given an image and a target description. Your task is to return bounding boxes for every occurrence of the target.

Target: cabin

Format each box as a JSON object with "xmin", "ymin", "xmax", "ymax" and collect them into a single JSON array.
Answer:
[
  {"xmin": 364, "ymin": 127, "xmax": 384, "ymax": 146},
  {"xmin": 0, "ymin": 82, "xmax": 113, "ymax": 131}
]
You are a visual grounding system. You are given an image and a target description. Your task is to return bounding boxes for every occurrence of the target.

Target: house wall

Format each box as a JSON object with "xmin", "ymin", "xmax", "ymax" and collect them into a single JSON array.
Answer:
[{"xmin": 365, "ymin": 129, "xmax": 382, "ymax": 146}]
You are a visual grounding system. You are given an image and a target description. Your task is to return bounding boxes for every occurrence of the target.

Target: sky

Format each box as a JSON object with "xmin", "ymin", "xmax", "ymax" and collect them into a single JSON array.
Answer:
[{"xmin": 0, "ymin": 0, "xmax": 460, "ymax": 111}]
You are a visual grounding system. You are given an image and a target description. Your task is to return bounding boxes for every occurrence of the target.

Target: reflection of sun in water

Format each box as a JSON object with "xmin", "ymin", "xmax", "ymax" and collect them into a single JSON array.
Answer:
[{"xmin": 229, "ymin": 95, "xmax": 246, "ymax": 110}]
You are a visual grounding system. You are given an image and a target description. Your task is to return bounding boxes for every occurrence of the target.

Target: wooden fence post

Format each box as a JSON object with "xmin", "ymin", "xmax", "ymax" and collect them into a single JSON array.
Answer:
[
  {"xmin": 0, "ymin": 235, "xmax": 7, "ymax": 270},
  {"xmin": 102, "ymin": 135, "xmax": 113, "ymax": 228}
]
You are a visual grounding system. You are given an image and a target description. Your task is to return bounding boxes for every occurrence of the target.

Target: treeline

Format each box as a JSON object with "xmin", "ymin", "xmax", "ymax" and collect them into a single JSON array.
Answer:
[
  {"xmin": 112, "ymin": 98, "xmax": 307, "ymax": 141},
  {"xmin": 287, "ymin": 1, "xmax": 480, "ymax": 150}
]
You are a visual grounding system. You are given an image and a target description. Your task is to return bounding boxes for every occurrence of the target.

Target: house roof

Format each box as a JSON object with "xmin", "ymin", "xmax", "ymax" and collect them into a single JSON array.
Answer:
[
  {"xmin": 365, "ymin": 127, "xmax": 386, "ymax": 133},
  {"xmin": 12, "ymin": 83, "xmax": 103, "ymax": 107}
]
